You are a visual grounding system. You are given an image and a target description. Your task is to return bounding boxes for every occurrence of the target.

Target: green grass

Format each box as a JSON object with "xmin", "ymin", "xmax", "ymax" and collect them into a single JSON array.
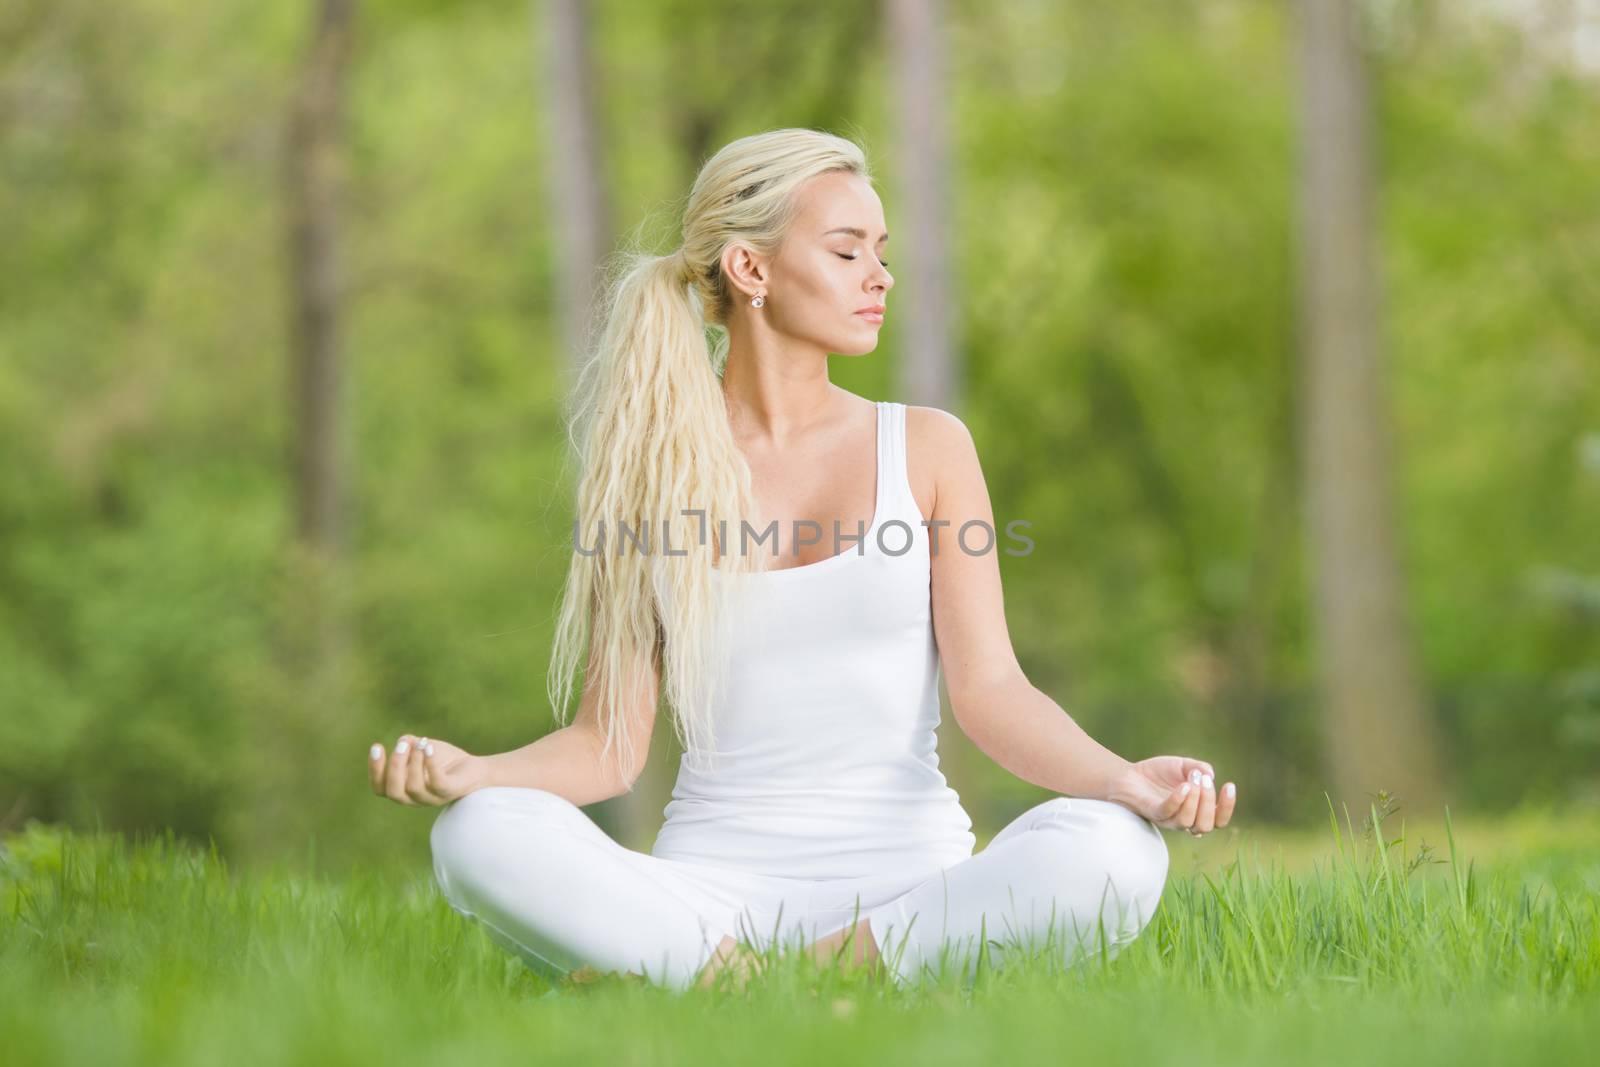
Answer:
[{"xmin": 3, "ymin": 797, "xmax": 1597, "ymax": 1066}]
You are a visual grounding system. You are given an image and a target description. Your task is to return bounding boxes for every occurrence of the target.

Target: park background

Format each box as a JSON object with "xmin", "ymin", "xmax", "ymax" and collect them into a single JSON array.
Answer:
[{"xmin": 2, "ymin": 0, "xmax": 1598, "ymax": 885}]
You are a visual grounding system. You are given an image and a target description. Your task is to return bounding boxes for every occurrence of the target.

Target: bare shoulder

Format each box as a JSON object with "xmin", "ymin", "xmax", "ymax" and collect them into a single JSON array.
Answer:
[
  {"xmin": 903, "ymin": 404, "xmax": 982, "ymax": 520},
  {"xmin": 906, "ymin": 402, "xmax": 970, "ymax": 441}
]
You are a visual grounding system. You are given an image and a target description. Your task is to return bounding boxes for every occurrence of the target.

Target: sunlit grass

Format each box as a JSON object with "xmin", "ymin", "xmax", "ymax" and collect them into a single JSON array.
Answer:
[{"xmin": 3, "ymin": 796, "xmax": 1597, "ymax": 1065}]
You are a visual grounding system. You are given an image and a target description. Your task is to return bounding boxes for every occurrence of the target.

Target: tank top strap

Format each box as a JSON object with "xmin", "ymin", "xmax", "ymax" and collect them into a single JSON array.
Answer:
[{"xmin": 875, "ymin": 400, "xmax": 919, "ymax": 528}]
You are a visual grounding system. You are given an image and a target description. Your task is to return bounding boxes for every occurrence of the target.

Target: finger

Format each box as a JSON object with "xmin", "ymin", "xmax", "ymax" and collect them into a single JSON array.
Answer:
[
  {"xmin": 1195, "ymin": 773, "xmax": 1217, "ymax": 834},
  {"xmin": 1215, "ymin": 781, "xmax": 1237, "ymax": 827},
  {"xmin": 421, "ymin": 741, "xmax": 440, "ymax": 798},
  {"xmin": 1176, "ymin": 775, "xmax": 1201, "ymax": 829},
  {"xmin": 1185, "ymin": 758, "xmax": 1215, "ymax": 782},
  {"xmin": 406, "ymin": 737, "xmax": 441, "ymax": 804},
  {"xmin": 1159, "ymin": 781, "xmax": 1192, "ymax": 824},
  {"xmin": 368, "ymin": 742, "xmax": 386, "ymax": 794},
  {"xmin": 1153, "ymin": 781, "xmax": 1193, "ymax": 830},
  {"xmin": 421, "ymin": 740, "xmax": 454, "ymax": 802},
  {"xmin": 405, "ymin": 736, "xmax": 424, "ymax": 797},
  {"xmin": 386, "ymin": 735, "xmax": 416, "ymax": 804}
]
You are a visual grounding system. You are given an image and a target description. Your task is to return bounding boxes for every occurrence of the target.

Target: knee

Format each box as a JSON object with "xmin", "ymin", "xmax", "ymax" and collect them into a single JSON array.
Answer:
[
  {"xmin": 429, "ymin": 789, "xmax": 495, "ymax": 911},
  {"xmin": 428, "ymin": 787, "xmax": 569, "ymax": 910},
  {"xmin": 1076, "ymin": 798, "xmax": 1169, "ymax": 926},
  {"xmin": 1030, "ymin": 797, "xmax": 1169, "ymax": 930}
]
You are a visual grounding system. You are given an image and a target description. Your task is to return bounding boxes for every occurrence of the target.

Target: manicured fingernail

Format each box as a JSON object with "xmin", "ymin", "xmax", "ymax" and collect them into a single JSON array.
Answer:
[
  {"xmin": 1180, "ymin": 783, "xmax": 1191, "ymax": 797},
  {"xmin": 419, "ymin": 737, "xmax": 429, "ymax": 747},
  {"xmin": 1201, "ymin": 774, "xmax": 1213, "ymax": 790},
  {"xmin": 424, "ymin": 743, "xmax": 435, "ymax": 757},
  {"xmin": 370, "ymin": 744, "xmax": 382, "ymax": 761},
  {"xmin": 1224, "ymin": 782, "xmax": 1235, "ymax": 797},
  {"xmin": 1190, "ymin": 770, "xmax": 1202, "ymax": 785},
  {"xmin": 396, "ymin": 741, "xmax": 410, "ymax": 755}
]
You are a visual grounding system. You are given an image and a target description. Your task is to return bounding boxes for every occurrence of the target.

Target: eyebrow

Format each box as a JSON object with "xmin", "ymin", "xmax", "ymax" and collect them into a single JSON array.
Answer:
[{"xmin": 823, "ymin": 227, "xmax": 889, "ymax": 243}]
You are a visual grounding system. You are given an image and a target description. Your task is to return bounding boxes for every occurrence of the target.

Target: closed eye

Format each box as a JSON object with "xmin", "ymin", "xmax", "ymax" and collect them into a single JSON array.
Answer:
[{"xmin": 836, "ymin": 253, "xmax": 890, "ymax": 267}]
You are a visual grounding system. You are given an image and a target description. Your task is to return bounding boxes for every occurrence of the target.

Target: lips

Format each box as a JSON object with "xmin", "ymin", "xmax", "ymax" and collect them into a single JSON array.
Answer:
[{"xmin": 855, "ymin": 305, "xmax": 886, "ymax": 323}]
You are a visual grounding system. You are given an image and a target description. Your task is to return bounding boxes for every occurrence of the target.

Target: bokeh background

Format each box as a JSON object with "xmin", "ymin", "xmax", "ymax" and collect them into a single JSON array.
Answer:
[{"xmin": 2, "ymin": 0, "xmax": 1597, "ymax": 877}]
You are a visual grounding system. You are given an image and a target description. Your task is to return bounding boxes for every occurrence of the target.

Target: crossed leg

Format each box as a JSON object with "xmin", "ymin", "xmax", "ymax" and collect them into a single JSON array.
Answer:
[
  {"xmin": 430, "ymin": 787, "xmax": 1168, "ymax": 992},
  {"xmin": 696, "ymin": 796, "xmax": 1169, "ymax": 989},
  {"xmin": 429, "ymin": 787, "xmax": 743, "ymax": 990},
  {"xmin": 857, "ymin": 795, "xmax": 1171, "ymax": 987}
]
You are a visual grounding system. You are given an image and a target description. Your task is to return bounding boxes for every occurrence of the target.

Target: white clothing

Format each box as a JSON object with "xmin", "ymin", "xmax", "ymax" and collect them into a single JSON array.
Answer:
[
  {"xmin": 431, "ymin": 786, "xmax": 1168, "ymax": 991},
  {"xmin": 429, "ymin": 400, "xmax": 1170, "ymax": 990},
  {"xmin": 649, "ymin": 400, "xmax": 976, "ymax": 880}
]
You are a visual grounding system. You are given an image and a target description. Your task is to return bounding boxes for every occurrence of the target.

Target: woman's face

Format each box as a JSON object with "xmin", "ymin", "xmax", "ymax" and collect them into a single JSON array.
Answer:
[{"xmin": 736, "ymin": 171, "xmax": 894, "ymax": 356}]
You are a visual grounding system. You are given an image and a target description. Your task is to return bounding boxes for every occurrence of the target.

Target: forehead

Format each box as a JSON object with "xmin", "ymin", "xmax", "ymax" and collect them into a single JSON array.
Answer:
[{"xmin": 794, "ymin": 171, "xmax": 885, "ymax": 232}]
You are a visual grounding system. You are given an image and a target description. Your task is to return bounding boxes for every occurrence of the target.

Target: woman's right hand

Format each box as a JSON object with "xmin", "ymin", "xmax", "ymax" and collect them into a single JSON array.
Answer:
[{"xmin": 368, "ymin": 734, "xmax": 489, "ymax": 807}]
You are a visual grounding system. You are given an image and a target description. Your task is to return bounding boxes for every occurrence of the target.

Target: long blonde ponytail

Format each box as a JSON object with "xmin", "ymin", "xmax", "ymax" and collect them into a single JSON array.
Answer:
[{"xmin": 547, "ymin": 128, "xmax": 873, "ymax": 786}]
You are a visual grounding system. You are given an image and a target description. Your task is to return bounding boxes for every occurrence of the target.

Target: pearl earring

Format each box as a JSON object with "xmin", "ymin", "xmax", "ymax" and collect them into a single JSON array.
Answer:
[{"xmin": 751, "ymin": 293, "xmax": 765, "ymax": 308}]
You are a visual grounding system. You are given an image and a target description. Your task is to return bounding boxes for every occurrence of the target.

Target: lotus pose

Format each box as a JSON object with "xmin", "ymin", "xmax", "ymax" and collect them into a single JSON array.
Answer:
[{"xmin": 367, "ymin": 128, "xmax": 1236, "ymax": 992}]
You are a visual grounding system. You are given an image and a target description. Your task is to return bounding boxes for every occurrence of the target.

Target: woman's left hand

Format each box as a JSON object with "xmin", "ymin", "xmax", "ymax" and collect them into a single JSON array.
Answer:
[{"xmin": 1108, "ymin": 755, "xmax": 1236, "ymax": 837}]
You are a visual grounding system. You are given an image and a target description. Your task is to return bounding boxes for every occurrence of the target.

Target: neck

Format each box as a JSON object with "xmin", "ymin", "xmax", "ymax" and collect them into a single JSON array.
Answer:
[{"xmin": 720, "ymin": 328, "xmax": 835, "ymax": 445}]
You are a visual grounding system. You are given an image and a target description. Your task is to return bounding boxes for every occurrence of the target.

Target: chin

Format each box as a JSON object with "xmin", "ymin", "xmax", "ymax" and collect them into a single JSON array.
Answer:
[{"xmin": 831, "ymin": 336, "xmax": 880, "ymax": 357}]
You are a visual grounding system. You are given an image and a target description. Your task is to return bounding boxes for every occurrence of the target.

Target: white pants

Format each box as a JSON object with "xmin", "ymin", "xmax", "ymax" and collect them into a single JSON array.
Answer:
[{"xmin": 429, "ymin": 786, "xmax": 1169, "ymax": 992}]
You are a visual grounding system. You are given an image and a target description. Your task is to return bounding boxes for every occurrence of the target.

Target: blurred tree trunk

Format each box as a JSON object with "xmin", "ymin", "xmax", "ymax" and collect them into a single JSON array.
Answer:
[
  {"xmin": 885, "ymin": 0, "xmax": 958, "ymax": 412},
  {"xmin": 1294, "ymin": 0, "xmax": 1446, "ymax": 822},
  {"xmin": 539, "ymin": 0, "xmax": 612, "ymax": 386},
  {"xmin": 889, "ymin": 0, "xmax": 984, "ymax": 829},
  {"xmin": 283, "ymin": 0, "xmax": 355, "ymax": 680},
  {"xmin": 245, "ymin": 0, "xmax": 357, "ymax": 866}
]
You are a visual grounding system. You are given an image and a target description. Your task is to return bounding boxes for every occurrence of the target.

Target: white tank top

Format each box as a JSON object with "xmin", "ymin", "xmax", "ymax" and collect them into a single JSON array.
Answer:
[{"xmin": 649, "ymin": 400, "xmax": 978, "ymax": 880}]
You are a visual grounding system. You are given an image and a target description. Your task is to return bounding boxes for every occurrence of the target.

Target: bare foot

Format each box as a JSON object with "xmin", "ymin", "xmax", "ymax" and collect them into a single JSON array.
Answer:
[
  {"xmin": 695, "ymin": 934, "xmax": 765, "ymax": 990},
  {"xmin": 694, "ymin": 917, "xmax": 885, "ymax": 990},
  {"xmin": 561, "ymin": 964, "xmax": 649, "ymax": 991},
  {"xmin": 807, "ymin": 916, "xmax": 883, "ymax": 977}
]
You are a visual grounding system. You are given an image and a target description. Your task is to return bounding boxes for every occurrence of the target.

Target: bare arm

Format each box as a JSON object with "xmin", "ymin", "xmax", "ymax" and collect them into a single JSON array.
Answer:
[
  {"xmin": 480, "ymin": 631, "xmax": 661, "ymax": 807},
  {"xmin": 914, "ymin": 406, "xmax": 1134, "ymax": 804}
]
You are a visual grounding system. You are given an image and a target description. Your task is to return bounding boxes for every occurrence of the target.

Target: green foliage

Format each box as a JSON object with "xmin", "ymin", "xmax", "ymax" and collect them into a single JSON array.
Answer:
[
  {"xmin": 0, "ymin": 0, "xmax": 1596, "ymax": 863},
  {"xmin": 2, "ymin": 813, "xmax": 1598, "ymax": 1063}
]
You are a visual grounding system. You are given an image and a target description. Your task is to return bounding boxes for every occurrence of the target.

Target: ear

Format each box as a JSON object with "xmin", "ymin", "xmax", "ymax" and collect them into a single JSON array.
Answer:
[{"xmin": 721, "ymin": 242, "xmax": 769, "ymax": 298}]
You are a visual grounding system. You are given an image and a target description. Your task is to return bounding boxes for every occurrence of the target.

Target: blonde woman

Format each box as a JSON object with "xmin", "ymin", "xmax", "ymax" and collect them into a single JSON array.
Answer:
[{"xmin": 366, "ymin": 128, "xmax": 1236, "ymax": 992}]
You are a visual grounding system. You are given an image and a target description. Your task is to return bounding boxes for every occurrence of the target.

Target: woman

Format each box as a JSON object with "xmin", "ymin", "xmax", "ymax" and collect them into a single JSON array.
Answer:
[{"xmin": 366, "ymin": 128, "xmax": 1236, "ymax": 992}]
